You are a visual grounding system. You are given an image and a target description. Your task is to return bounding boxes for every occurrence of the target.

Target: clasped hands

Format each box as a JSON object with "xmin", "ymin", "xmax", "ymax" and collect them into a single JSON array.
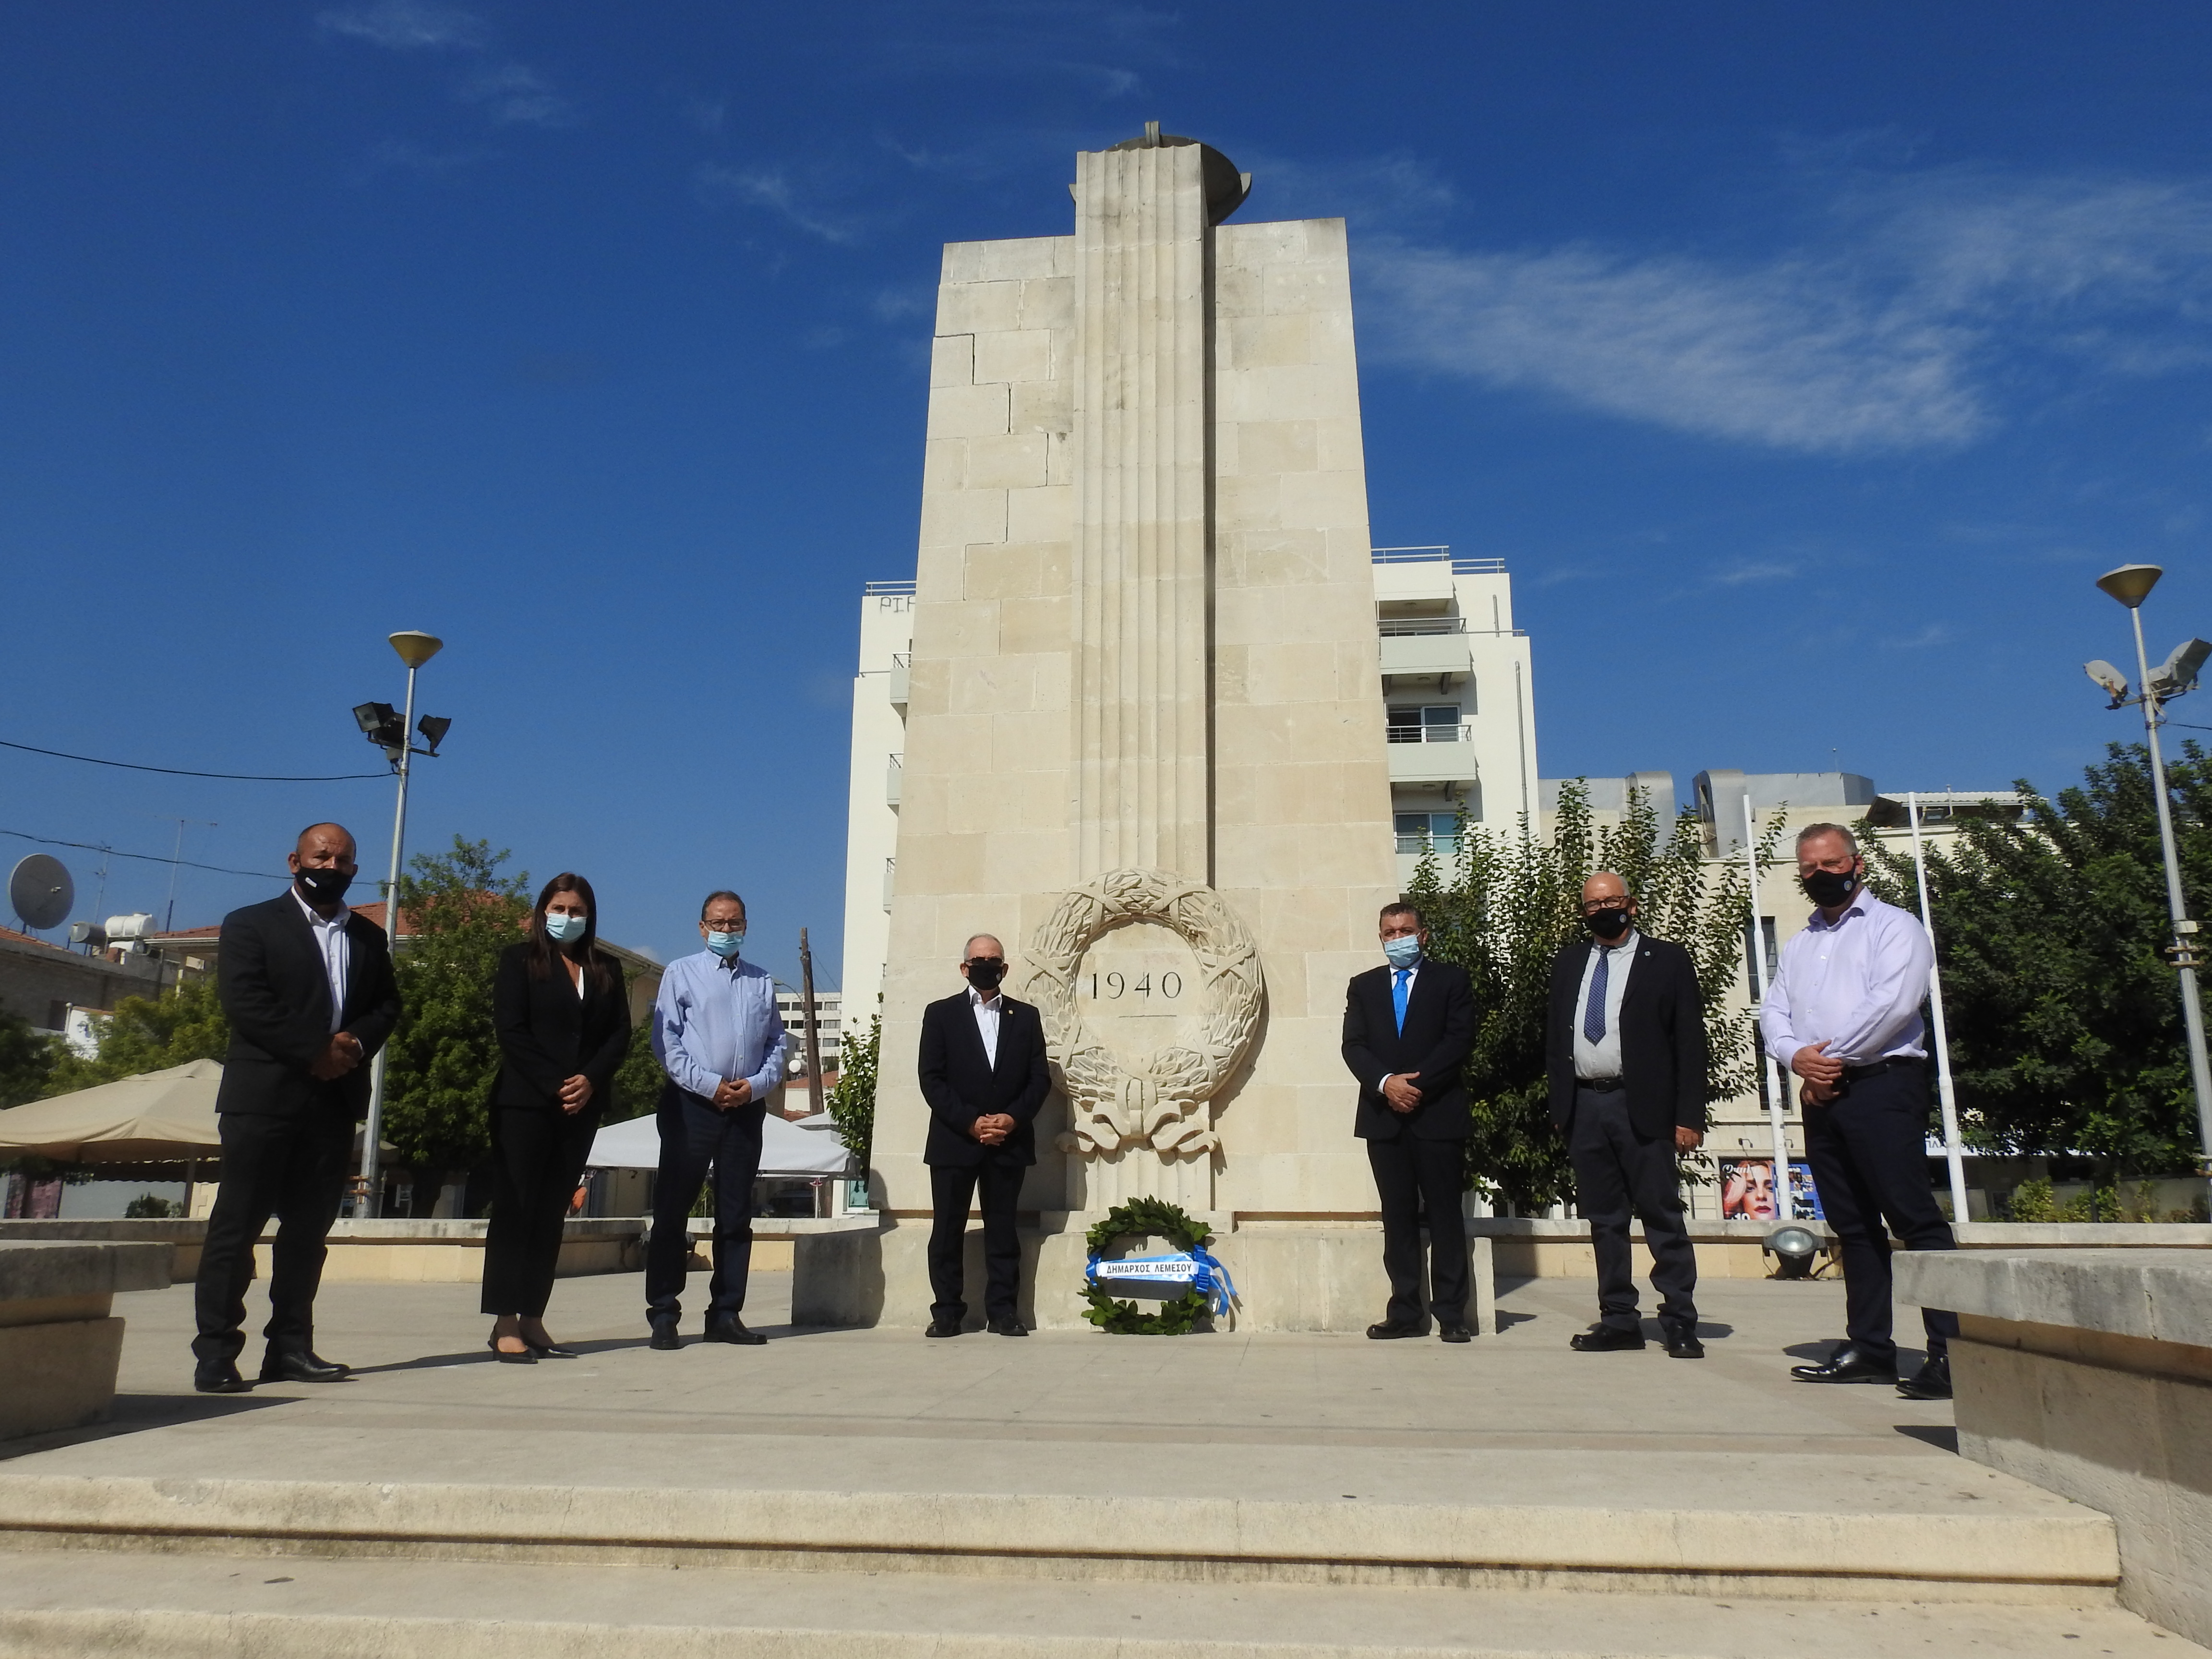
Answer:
[
  {"xmin": 711, "ymin": 1077, "xmax": 753, "ymax": 1111},
  {"xmin": 307, "ymin": 1032, "xmax": 364, "ymax": 1082},
  {"xmin": 1381, "ymin": 1073, "xmax": 1423, "ymax": 1113},
  {"xmin": 1791, "ymin": 1040, "xmax": 1844, "ymax": 1106},
  {"xmin": 969, "ymin": 1112, "xmax": 1016, "ymax": 1146}
]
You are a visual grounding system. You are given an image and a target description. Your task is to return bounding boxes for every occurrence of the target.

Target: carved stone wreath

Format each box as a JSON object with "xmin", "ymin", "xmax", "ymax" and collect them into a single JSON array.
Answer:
[{"xmin": 1025, "ymin": 869, "xmax": 1263, "ymax": 1159}]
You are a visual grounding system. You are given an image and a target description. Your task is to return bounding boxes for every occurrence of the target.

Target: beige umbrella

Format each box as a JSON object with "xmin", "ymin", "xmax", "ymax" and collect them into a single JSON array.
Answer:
[{"xmin": 0, "ymin": 1059, "xmax": 225, "ymax": 1163}]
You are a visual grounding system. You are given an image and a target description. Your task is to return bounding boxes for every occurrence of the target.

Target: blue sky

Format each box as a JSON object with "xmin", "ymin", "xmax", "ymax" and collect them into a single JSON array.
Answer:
[{"xmin": 3, "ymin": 2, "xmax": 2209, "ymax": 979}]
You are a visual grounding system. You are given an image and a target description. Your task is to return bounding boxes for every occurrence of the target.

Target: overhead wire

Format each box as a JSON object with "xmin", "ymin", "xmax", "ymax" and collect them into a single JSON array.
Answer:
[
  {"xmin": 0, "ymin": 828, "xmax": 286, "ymax": 882},
  {"xmin": 0, "ymin": 737, "xmax": 386, "ymax": 782}
]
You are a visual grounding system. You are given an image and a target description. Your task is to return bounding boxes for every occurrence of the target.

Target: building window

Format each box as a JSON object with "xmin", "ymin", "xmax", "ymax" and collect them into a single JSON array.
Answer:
[
  {"xmin": 1387, "ymin": 704, "xmax": 1463, "ymax": 742},
  {"xmin": 1395, "ymin": 812, "xmax": 1461, "ymax": 856}
]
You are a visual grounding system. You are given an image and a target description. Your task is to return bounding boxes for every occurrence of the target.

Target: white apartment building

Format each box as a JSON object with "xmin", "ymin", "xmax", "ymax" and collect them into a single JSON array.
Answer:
[
  {"xmin": 773, "ymin": 988, "xmax": 843, "ymax": 1077},
  {"xmin": 839, "ymin": 547, "xmax": 1539, "ymax": 1012}
]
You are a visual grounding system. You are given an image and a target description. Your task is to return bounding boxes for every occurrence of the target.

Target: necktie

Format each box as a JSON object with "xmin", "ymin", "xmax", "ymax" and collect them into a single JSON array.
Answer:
[
  {"xmin": 1393, "ymin": 968, "xmax": 1411, "ymax": 1034},
  {"xmin": 1584, "ymin": 949, "xmax": 1609, "ymax": 1044}
]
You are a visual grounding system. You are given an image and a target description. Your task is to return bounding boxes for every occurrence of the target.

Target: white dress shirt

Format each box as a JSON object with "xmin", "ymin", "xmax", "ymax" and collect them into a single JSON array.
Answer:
[
  {"xmin": 292, "ymin": 888, "xmax": 351, "ymax": 1034},
  {"xmin": 970, "ymin": 986, "xmax": 1004, "ymax": 1067},
  {"xmin": 1761, "ymin": 887, "xmax": 1932, "ymax": 1067},
  {"xmin": 1572, "ymin": 929, "xmax": 1640, "ymax": 1081}
]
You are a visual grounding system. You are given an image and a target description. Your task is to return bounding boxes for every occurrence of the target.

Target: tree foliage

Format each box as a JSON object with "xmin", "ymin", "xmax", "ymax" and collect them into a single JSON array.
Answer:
[
  {"xmin": 41, "ymin": 975, "xmax": 228, "ymax": 1096},
  {"xmin": 1406, "ymin": 782, "xmax": 1769, "ymax": 1210},
  {"xmin": 1861, "ymin": 742, "xmax": 2210, "ymax": 1176},
  {"xmin": 606, "ymin": 965, "xmax": 667, "ymax": 1123},
  {"xmin": 379, "ymin": 837, "xmax": 530, "ymax": 1174},
  {"xmin": 826, "ymin": 1009, "xmax": 879, "ymax": 1168},
  {"xmin": 0, "ymin": 1008, "xmax": 57, "ymax": 1107}
]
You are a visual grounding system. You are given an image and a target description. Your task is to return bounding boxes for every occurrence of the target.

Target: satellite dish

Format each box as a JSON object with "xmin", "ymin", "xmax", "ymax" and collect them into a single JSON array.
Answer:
[{"xmin": 9, "ymin": 854, "xmax": 74, "ymax": 932}]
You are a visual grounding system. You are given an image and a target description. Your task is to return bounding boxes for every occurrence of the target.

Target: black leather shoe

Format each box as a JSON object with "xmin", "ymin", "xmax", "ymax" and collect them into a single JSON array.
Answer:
[
  {"xmin": 987, "ymin": 1318, "xmax": 1028, "ymax": 1336},
  {"xmin": 648, "ymin": 1324, "xmax": 682, "ymax": 1351},
  {"xmin": 1663, "ymin": 1327, "xmax": 1706, "ymax": 1359},
  {"xmin": 486, "ymin": 1337, "xmax": 536, "ymax": 1365},
  {"xmin": 1790, "ymin": 1344, "xmax": 1897, "ymax": 1384},
  {"xmin": 193, "ymin": 1362, "xmax": 251, "ymax": 1394},
  {"xmin": 259, "ymin": 1350, "xmax": 349, "ymax": 1383},
  {"xmin": 1366, "ymin": 1321, "xmax": 1426, "ymax": 1340},
  {"xmin": 526, "ymin": 1341, "xmax": 580, "ymax": 1359},
  {"xmin": 1570, "ymin": 1324, "xmax": 1646, "ymax": 1351},
  {"xmin": 924, "ymin": 1319, "xmax": 963, "ymax": 1338},
  {"xmin": 703, "ymin": 1318, "xmax": 767, "ymax": 1346},
  {"xmin": 1897, "ymin": 1354, "xmax": 1952, "ymax": 1400},
  {"xmin": 1438, "ymin": 1323, "xmax": 1474, "ymax": 1344}
]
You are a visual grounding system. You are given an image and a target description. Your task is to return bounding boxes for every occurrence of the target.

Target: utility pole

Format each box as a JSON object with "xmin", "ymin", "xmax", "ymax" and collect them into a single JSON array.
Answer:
[
  {"xmin": 1906, "ymin": 793, "xmax": 1972, "ymax": 1224},
  {"xmin": 798, "ymin": 927, "xmax": 826, "ymax": 1120}
]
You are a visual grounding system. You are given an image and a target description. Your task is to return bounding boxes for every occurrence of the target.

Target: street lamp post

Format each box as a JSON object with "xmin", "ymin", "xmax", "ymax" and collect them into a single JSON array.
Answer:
[
  {"xmin": 354, "ymin": 630, "xmax": 445, "ymax": 1217},
  {"xmin": 2091, "ymin": 565, "xmax": 2212, "ymax": 1186}
]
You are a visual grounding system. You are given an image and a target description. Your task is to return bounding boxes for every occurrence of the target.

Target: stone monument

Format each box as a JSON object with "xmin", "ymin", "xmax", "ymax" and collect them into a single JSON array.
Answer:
[{"xmin": 799, "ymin": 126, "xmax": 1430, "ymax": 1330}]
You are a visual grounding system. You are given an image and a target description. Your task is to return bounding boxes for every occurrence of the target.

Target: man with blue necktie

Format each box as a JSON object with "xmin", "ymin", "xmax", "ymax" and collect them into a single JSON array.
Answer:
[
  {"xmin": 1544, "ymin": 871, "xmax": 1709, "ymax": 1358},
  {"xmin": 1341, "ymin": 902, "xmax": 1478, "ymax": 1342},
  {"xmin": 644, "ymin": 889, "xmax": 789, "ymax": 1350}
]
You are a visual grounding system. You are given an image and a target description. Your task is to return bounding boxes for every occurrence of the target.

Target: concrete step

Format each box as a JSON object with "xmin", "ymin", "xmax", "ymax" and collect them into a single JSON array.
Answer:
[
  {"xmin": 0, "ymin": 1456, "xmax": 2118, "ymax": 1601},
  {"xmin": 0, "ymin": 1548, "xmax": 2198, "ymax": 1659}
]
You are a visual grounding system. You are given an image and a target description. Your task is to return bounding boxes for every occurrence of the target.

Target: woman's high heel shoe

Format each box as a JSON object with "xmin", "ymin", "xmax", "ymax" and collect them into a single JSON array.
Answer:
[
  {"xmin": 526, "ymin": 1340, "xmax": 580, "ymax": 1358},
  {"xmin": 487, "ymin": 1336, "xmax": 537, "ymax": 1365}
]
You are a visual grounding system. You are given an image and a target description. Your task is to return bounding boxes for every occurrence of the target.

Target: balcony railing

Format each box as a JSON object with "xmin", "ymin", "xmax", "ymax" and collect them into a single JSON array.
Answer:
[
  {"xmin": 883, "ymin": 857, "xmax": 896, "ymax": 911},
  {"xmin": 886, "ymin": 754, "xmax": 902, "ymax": 809},
  {"xmin": 887, "ymin": 652, "xmax": 910, "ymax": 708},
  {"xmin": 865, "ymin": 579, "xmax": 916, "ymax": 595},
  {"xmin": 1387, "ymin": 723, "xmax": 1472, "ymax": 744},
  {"xmin": 1370, "ymin": 546, "xmax": 1508, "ymax": 576}
]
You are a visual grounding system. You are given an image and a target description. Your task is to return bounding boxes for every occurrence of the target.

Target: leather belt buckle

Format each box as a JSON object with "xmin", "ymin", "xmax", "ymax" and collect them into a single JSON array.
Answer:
[{"xmin": 1579, "ymin": 1077, "xmax": 1624, "ymax": 1093}]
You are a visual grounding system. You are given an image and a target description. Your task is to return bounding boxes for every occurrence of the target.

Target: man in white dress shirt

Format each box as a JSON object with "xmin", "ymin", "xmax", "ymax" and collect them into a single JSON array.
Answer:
[{"xmin": 1761, "ymin": 823, "xmax": 1957, "ymax": 1400}]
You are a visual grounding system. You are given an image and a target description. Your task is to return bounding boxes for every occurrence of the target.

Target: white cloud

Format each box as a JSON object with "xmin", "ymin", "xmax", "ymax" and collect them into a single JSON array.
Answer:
[
  {"xmin": 458, "ymin": 64, "xmax": 575, "ymax": 129},
  {"xmin": 1882, "ymin": 624, "xmax": 1956, "ymax": 651},
  {"xmin": 317, "ymin": 0, "xmax": 484, "ymax": 50},
  {"xmin": 1710, "ymin": 560, "xmax": 1800, "ymax": 587},
  {"xmin": 1360, "ymin": 165, "xmax": 2212, "ymax": 457},
  {"xmin": 694, "ymin": 164, "xmax": 862, "ymax": 245}
]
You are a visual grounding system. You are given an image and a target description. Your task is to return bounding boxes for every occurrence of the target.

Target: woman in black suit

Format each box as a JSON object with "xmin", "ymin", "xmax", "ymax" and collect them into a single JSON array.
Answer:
[{"xmin": 482, "ymin": 873, "xmax": 631, "ymax": 1361}]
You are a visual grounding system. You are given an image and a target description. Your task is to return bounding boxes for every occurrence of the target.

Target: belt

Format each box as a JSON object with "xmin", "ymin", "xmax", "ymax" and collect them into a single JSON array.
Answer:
[
  {"xmin": 1840, "ymin": 1059, "xmax": 1910, "ymax": 1082},
  {"xmin": 1576, "ymin": 1077, "xmax": 1624, "ymax": 1093}
]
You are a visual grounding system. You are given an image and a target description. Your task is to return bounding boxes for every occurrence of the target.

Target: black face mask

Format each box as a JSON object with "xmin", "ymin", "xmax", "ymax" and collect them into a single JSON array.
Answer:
[
  {"xmin": 1802, "ymin": 867, "xmax": 1858, "ymax": 907},
  {"xmin": 1583, "ymin": 906, "xmax": 1632, "ymax": 941},
  {"xmin": 295, "ymin": 865, "xmax": 354, "ymax": 906},
  {"xmin": 965, "ymin": 958, "xmax": 1006, "ymax": 992}
]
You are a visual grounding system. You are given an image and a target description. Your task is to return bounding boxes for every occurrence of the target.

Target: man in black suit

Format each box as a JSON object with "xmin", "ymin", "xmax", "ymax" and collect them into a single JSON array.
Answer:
[
  {"xmin": 1545, "ymin": 871, "xmax": 1709, "ymax": 1359},
  {"xmin": 191, "ymin": 823, "xmax": 401, "ymax": 1393},
  {"xmin": 917, "ymin": 933, "xmax": 1051, "ymax": 1337},
  {"xmin": 1341, "ymin": 902, "xmax": 1479, "ymax": 1343}
]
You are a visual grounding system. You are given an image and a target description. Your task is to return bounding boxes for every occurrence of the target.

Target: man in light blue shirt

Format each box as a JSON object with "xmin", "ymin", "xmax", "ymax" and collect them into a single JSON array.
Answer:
[{"xmin": 645, "ymin": 889, "xmax": 789, "ymax": 1349}]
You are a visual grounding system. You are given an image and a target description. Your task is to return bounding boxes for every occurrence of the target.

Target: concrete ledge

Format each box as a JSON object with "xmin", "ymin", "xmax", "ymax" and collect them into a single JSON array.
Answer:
[
  {"xmin": 0, "ymin": 1242, "xmax": 165, "ymax": 1441},
  {"xmin": 1896, "ymin": 1249, "xmax": 2212, "ymax": 1648}
]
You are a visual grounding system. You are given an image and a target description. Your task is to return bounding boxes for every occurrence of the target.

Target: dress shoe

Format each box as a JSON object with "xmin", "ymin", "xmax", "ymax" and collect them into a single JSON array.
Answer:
[
  {"xmin": 703, "ymin": 1317, "xmax": 767, "ymax": 1346},
  {"xmin": 1366, "ymin": 1321, "xmax": 1426, "ymax": 1340},
  {"xmin": 648, "ymin": 1324, "xmax": 682, "ymax": 1351},
  {"xmin": 1790, "ymin": 1344, "xmax": 1898, "ymax": 1384},
  {"xmin": 1663, "ymin": 1327, "xmax": 1706, "ymax": 1359},
  {"xmin": 1570, "ymin": 1324, "xmax": 1646, "ymax": 1352},
  {"xmin": 1897, "ymin": 1354, "xmax": 1952, "ymax": 1400},
  {"xmin": 924, "ymin": 1319, "xmax": 963, "ymax": 1338},
  {"xmin": 1438, "ymin": 1323, "xmax": 1474, "ymax": 1344},
  {"xmin": 526, "ymin": 1341, "xmax": 580, "ymax": 1359},
  {"xmin": 193, "ymin": 1362, "xmax": 252, "ymax": 1395},
  {"xmin": 486, "ymin": 1337, "xmax": 537, "ymax": 1365},
  {"xmin": 259, "ymin": 1350, "xmax": 349, "ymax": 1383},
  {"xmin": 987, "ymin": 1318, "xmax": 1028, "ymax": 1336}
]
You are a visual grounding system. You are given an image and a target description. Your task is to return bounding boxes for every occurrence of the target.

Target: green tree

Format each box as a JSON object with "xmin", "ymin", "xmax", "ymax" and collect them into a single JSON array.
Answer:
[
  {"xmin": 826, "ymin": 1009, "xmax": 879, "ymax": 1170},
  {"xmin": 41, "ymin": 975, "xmax": 228, "ymax": 1096},
  {"xmin": 1861, "ymin": 742, "xmax": 2210, "ymax": 1179},
  {"xmin": 379, "ymin": 837, "xmax": 530, "ymax": 1180},
  {"xmin": 1406, "ymin": 782, "xmax": 1767, "ymax": 1210},
  {"xmin": 607, "ymin": 964, "xmax": 667, "ymax": 1122},
  {"xmin": 0, "ymin": 1008, "xmax": 57, "ymax": 1106}
]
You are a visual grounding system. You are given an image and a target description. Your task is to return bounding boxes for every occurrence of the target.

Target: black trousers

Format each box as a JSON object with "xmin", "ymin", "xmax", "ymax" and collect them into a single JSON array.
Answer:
[
  {"xmin": 1367, "ymin": 1133, "xmax": 1470, "ymax": 1327},
  {"xmin": 192, "ymin": 1105, "xmax": 354, "ymax": 1369},
  {"xmin": 481, "ymin": 1105, "xmax": 599, "ymax": 1318},
  {"xmin": 645, "ymin": 1085, "xmax": 763, "ymax": 1324},
  {"xmin": 927, "ymin": 1161, "xmax": 1024, "ymax": 1324},
  {"xmin": 1569, "ymin": 1086, "xmax": 1697, "ymax": 1333},
  {"xmin": 1804, "ymin": 1064, "xmax": 1960, "ymax": 1363}
]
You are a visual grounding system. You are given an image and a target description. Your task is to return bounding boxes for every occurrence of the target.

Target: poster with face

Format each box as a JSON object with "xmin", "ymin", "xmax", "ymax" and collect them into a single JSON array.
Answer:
[{"xmin": 1719, "ymin": 1159, "xmax": 1823, "ymax": 1220}]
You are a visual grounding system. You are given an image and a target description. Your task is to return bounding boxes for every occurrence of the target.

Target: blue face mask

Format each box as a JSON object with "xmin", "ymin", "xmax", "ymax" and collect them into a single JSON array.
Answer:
[
  {"xmin": 544, "ymin": 913, "xmax": 587, "ymax": 944},
  {"xmin": 706, "ymin": 929, "xmax": 745, "ymax": 959},
  {"xmin": 1382, "ymin": 935, "xmax": 1423, "ymax": 970}
]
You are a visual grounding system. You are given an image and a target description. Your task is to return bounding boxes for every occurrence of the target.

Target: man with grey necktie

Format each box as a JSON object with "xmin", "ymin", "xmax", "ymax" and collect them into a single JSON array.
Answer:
[{"xmin": 1544, "ymin": 871, "xmax": 1709, "ymax": 1358}]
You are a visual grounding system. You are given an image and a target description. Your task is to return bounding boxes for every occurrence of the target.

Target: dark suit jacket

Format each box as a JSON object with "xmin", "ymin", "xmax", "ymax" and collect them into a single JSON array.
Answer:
[
  {"xmin": 1545, "ymin": 933, "xmax": 1709, "ymax": 1140},
  {"xmin": 491, "ymin": 941, "xmax": 633, "ymax": 1113},
  {"xmin": 1341, "ymin": 958, "xmax": 1477, "ymax": 1141},
  {"xmin": 917, "ymin": 990, "xmax": 1052, "ymax": 1169},
  {"xmin": 215, "ymin": 890, "xmax": 401, "ymax": 1120}
]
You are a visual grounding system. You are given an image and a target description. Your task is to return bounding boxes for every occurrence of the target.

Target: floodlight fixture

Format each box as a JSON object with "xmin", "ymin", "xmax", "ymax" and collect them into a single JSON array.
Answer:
[
  {"xmin": 2084, "ymin": 660, "xmax": 2130, "ymax": 703},
  {"xmin": 2096, "ymin": 564, "xmax": 2164, "ymax": 610},
  {"xmin": 1765, "ymin": 1224, "xmax": 1820, "ymax": 1280},
  {"xmin": 415, "ymin": 715, "xmax": 451, "ymax": 756},
  {"xmin": 353, "ymin": 701, "xmax": 395, "ymax": 736},
  {"xmin": 2149, "ymin": 638, "xmax": 2212, "ymax": 702}
]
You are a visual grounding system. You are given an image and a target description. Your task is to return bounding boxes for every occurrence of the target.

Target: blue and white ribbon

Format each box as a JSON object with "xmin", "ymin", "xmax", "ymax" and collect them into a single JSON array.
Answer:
[{"xmin": 1085, "ymin": 1248, "xmax": 1237, "ymax": 1316}]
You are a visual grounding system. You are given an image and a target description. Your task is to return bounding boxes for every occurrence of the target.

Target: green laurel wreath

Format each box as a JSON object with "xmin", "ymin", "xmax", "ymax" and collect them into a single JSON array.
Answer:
[{"xmin": 1081, "ymin": 1197, "xmax": 1215, "ymax": 1335}]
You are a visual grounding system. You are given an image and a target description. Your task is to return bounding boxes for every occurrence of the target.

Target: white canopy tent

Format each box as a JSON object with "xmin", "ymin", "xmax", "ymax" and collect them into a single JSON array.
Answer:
[{"xmin": 586, "ymin": 1111, "xmax": 854, "ymax": 1178}]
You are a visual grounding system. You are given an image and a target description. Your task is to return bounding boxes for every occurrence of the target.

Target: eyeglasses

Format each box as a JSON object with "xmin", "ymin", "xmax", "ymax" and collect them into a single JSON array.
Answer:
[
  {"xmin": 965, "ymin": 957, "xmax": 1006, "ymax": 968},
  {"xmin": 1581, "ymin": 901, "xmax": 1630, "ymax": 914}
]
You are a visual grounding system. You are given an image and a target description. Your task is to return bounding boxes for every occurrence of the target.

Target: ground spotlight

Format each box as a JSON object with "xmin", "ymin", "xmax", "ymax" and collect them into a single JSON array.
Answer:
[{"xmin": 1765, "ymin": 1224, "xmax": 1820, "ymax": 1280}]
